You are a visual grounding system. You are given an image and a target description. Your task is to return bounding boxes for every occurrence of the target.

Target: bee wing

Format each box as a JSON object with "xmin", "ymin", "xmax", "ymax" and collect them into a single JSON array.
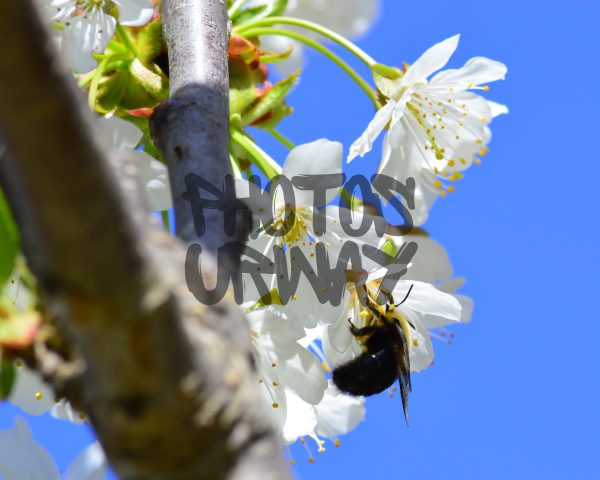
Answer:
[{"xmin": 394, "ymin": 322, "xmax": 412, "ymax": 425}]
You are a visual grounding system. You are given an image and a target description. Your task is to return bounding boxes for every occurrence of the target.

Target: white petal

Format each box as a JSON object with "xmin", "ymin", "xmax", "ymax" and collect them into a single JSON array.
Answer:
[
  {"xmin": 282, "ymin": 139, "xmax": 343, "ymax": 207},
  {"xmin": 51, "ymin": 399, "xmax": 87, "ymax": 425},
  {"xmin": 348, "ymin": 100, "xmax": 395, "ymax": 161},
  {"xmin": 61, "ymin": 10, "xmax": 115, "ymax": 73},
  {"xmin": 488, "ymin": 100, "xmax": 509, "ymax": 117},
  {"xmin": 282, "ymin": 391, "xmax": 317, "ymax": 444},
  {"xmin": 394, "ymin": 280, "xmax": 461, "ymax": 321},
  {"xmin": 402, "ymin": 34, "xmax": 460, "ymax": 85},
  {"xmin": 0, "ymin": 418, "xmax": 60, "ymax": 480},
  {"xmin": 101, "ymin": 116, "xmax": 143, "ymax": 150},
  {"xmin": 65, "ymin": 442, "xmax": 107, "ymax": 480},
  {"xmin": 400, "ymin": 235, "xmax": 454, "ymax": 284},
  {"xmin": 407, "ymin": 316, "xmax": 434, "ymax": 372},
  {"xmin": 430, "ymin": 56, "xmax": 507, "ymax": 89},
  {"xmin": 274, "ymin": 342, "xmax": 327, "ymax": 405},
  {"xmin": 323, "ymin": 310, "xmax": 362, "ymax": 367},
  {"xmin": 114, "ymin": 0, "xmax": 154, "ymax": 26},
  {"xmin": 131, "ymin": 151, "xmax": 173, "ymax": 211},
  {"xmin": 314, "ymin": 382, "xmax": 365, "ymax": 438},
  {"xmin": 455, "ymin": 294, "xmax": 474, "ymax": 323},
  {"xmin": 8, "ymin": 365, "xmax": 55, "ymax": 416}
]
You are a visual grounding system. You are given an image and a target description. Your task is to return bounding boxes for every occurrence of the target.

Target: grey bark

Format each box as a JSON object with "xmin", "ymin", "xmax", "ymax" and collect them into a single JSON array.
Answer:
[
  {"xmin": 0, "ymin": 0, "xmax": 290, "ymax": 479},
  {"xmin": 151, "ymin": 0, "xmax": 250, "ymax": 273}
]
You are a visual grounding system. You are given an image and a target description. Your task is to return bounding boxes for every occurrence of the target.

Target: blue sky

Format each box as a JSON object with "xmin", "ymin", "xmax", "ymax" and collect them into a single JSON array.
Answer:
[{"xmin": 2, "ymin": 0, "xmax": 600, "ymax": 478}]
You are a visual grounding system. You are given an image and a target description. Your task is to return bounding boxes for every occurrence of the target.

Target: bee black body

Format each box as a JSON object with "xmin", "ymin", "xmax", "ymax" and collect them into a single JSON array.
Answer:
[
  {"xmin": 332, "ymin": 324, "xmax": 402, "ymax": 396},
  {"xmin": 332, "ymin": 304, "xmax": 412, "ymax": 423}
]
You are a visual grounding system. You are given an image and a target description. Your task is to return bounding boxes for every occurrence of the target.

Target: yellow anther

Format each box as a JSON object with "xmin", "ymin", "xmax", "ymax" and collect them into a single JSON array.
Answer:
[
  {"xmin": 292, "ymin": 295, "xmax": 298, "ymax": 300},
  {"xmin": 439, "ymin": 190, "xmax": 447, "ymax": 197},
  {"xmin": 479, "ymin": 146, "xmax": 489, "ymax": 156},
  {"xmin": 474, "ymin": 157, "xmax": 482, "ymax": 165},
  {"xmin": 289, "ymin": 460, "xmax": 296, "ymax": 465},
  {"xmin": 447, "ymin": 160, "xmax": 455, "ymax": 167},
  {"xmin": 15, "ymin": 360, "xmax": 23, "ymax": 367},
  {"xmin": 413, "ymin": 338, "xmax": 419, "ymax": 347},
  {"xmin": 434, "ymin": 180, "xmax": 443, "ymax": 189},
  {"xmin": 35, "ymin": 392, "xmax": 43, "ymax": 401},
  {"xmin": 272, "ymin": 403, "xmax": 279, "ymax": 409},
  {"xmin": 334, "ymin": 439, "xmax": 341, "ymax": 447},
  {"xmin": 483, "ymin": 85, "xmax": 490, "ymax": 91},
  {"xmin": 321, "ymin": 362, "xmax": 332, "ymax": 373},
  {"xmin": 447, "ymin": 185, "xmax": 456, "ymax": 193},
  {"xmin": 309, "ymin": 457, "xmax": 315, "ymax": 464},
  {"xmin": 271, "ymin": 363, "xmax": 277, "ymax": 368},
  {"xmin": 79, "ymin": 413, "xmax": 86, "ymax": 420},
  {"xmin": 272, "ymin": 381, "xmax": 279, "ymax": 387}
]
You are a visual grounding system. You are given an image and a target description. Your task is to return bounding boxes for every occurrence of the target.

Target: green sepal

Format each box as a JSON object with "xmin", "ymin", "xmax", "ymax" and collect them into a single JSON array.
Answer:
[
  {"xmin": 229, "ymin": 57, "xmax": 261, "ymax": 117},
  {"xmin": 0, "ymin": 187, "xmax": 19, "ymax": 289},
  {"xmin": 259, "ymin": 45, "xmax": 293, "ymax": 64},
  {"xmin": 0, "ymin": 360, "xmax": 15, "ymax": 400},
  {"xmin": 381, "ymin": 238, "xmax": 399, "ymax": 258},
  {"xmin": 372, "ymin": 63, "xmax": 403, "ymax": 79},
  {"xmin": 241, "ymin": 69, "xmax": 299, "ymax": 127},
  {"xmin": 245, "ymin": 288, "xmax": 283, "ymax": 313},
  {"xmin": 95, "ymin": 59, "xmax": 168, "ymax": 114},
  {"xmin": 136, "ymin": 18, "xmax": 165, "ymax": 68}
]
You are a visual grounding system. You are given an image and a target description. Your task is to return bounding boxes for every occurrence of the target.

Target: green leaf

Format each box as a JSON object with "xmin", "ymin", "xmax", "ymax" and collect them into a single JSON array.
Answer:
[
  {"xmin": 0, "ymin": 187, "xmax": 18, "ymax": 288},
  {"xmin": 241, "ymin": 70, "xmax": 299, "ymax": 126},
  {"xmin": 0, "ymin": 360, "xmax": 15, "ymax": 399}
]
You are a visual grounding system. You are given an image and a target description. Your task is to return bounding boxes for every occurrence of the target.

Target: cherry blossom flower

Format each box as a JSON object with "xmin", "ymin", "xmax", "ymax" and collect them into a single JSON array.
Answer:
[
  {"xmin": 239, "ymin": 139, "xmax": 382, "ymax": 328},
  {"xmin": 44, "ymin": 0, "xmax": 154, "ymax": 73},
  {"xmin": 246, "ymin": 305, "xmax": 327, "ymax": 432},
  {"xmin": 349, "ymin": 34, "xmax": 507, "ymax": 224}
]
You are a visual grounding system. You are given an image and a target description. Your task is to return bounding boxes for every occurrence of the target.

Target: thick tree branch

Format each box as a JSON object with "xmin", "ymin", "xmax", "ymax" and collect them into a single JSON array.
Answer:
[
  {"xmin": 0, "ymin": 1, "xmax": 289, "ymax": 479},
  {"xmin": 151, "ymin": 0, "xmax": 250, "ymax": 271}
]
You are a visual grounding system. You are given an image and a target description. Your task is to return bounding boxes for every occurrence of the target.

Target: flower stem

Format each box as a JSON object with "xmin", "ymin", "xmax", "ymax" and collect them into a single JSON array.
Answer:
[
  {"xmin": 115, "ymin": 23, "xmax": 138, "ymax": 56},
  {"xmin": 268, "ymin": 128, "xmax": 295, "ymax": 150},
  {"xmin": 88, "ymin": 57, "xmax": 109, "ymax": 110},
  {"xmin": 228, "ymin": 0, "xmax": 250, "ymax": 18},
  {"xmin": 231, "ymin": 129, "xmax": 282, "ymax": 179},
  {"xmin": 234, "ymin": 16, "xmax": 376, "ymax": 68},
  {"xmin": 240, "ymin": 27, "xmax": 381, "ymax": 109}
]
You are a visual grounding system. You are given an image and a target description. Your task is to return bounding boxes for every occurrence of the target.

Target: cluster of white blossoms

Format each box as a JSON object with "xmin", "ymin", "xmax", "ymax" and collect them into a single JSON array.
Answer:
[
  {"xmin": 0, "ymin": 0, "xmax": 507, "ymax": 474},
  {"xmin": 38, "ymin": 0, "xmax": 155, "ymax": 72},
  {"xmin": 349, "ymin": 34, "xmax": 508, "ymax": 224}
]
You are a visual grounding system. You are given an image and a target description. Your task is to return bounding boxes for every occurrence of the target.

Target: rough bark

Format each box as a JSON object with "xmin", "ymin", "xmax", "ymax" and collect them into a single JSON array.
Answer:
[{"xmin": 0, "ymin": 1, "xmax": 290, "ymax": 479}]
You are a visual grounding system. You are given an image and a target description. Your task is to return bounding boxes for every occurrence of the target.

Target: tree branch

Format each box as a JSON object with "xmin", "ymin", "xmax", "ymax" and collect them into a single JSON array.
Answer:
[
  {"xmin": 151, "ymin": 0, "xmax": 250, "ymax": 272},
  {"xmin": 0, "ymin": 1, "xmax": 289, "ymax": 478}
]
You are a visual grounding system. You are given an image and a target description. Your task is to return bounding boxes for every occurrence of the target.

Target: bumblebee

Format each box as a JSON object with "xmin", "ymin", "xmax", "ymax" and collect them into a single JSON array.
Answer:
[{"xmin": 332, "ymin": 285, "xmax": 414, "ymax": 423}]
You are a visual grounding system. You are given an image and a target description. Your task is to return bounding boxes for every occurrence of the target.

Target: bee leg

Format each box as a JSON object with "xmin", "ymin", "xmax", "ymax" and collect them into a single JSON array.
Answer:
[{"xmin": 347, "ymin": 320, "xmax": 382, "ymax": 337}]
